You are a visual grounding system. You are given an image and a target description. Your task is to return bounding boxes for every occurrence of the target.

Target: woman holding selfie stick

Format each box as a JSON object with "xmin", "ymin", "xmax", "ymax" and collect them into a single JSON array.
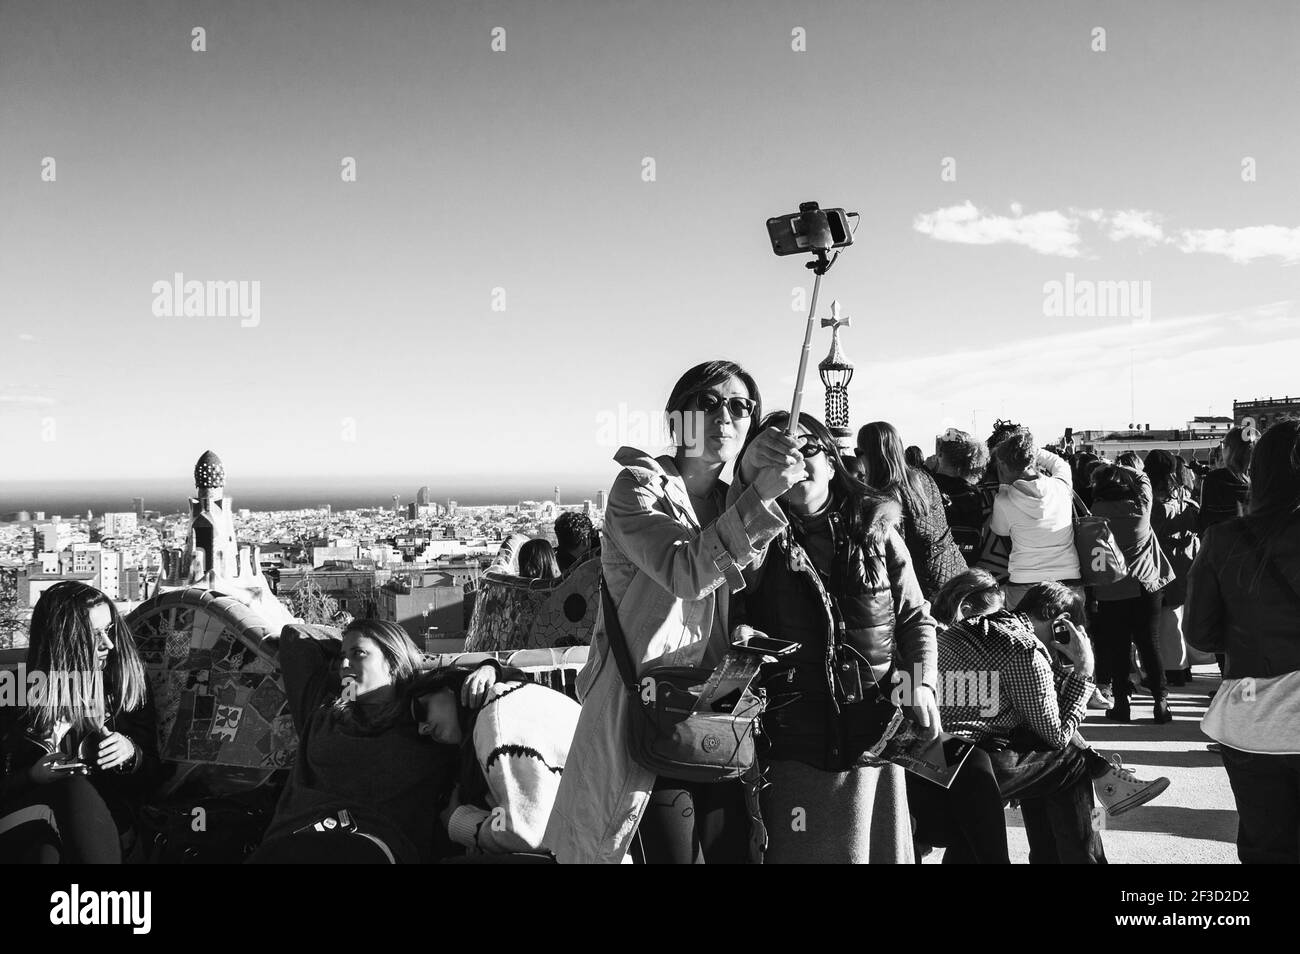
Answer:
[
  {"xmin": 736, "ymin": 411, "xmax": 940, "ymax": 863},
  {"xmin": 0, "ymin": 581, "xmax": 159, "ymax": 864},
  {"xmin": 545, "ymin": 360, "xmax": 804, "ymax": 864}
]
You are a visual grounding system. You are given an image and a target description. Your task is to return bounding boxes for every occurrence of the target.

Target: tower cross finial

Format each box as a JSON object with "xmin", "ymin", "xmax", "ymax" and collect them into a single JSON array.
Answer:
[{"xmin": 821, "ymin": 299, "xmax": 851, "ymax": 332}]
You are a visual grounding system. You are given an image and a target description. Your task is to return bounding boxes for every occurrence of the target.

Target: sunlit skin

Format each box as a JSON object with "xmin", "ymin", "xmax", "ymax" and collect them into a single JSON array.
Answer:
[
  {"xmin": 339, "ymin": 633, "xmax": 396, "ymax": 704},
  {"xmin": 88, "ymin": 603, "xmax": 113, "ymax": 671},
  {"xmin": 676, "ymin": 376, "xmax": 754, "ymax": 505},
  {"xmin": 781, "ymin": 425, "xmax": 834, "ymax": 516}
]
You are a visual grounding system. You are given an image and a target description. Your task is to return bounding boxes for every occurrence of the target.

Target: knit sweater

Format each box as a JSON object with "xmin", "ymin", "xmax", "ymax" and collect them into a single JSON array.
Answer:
[{"xmin": 446, "ymin": 681, "xmax": 580, "ymax": 854}]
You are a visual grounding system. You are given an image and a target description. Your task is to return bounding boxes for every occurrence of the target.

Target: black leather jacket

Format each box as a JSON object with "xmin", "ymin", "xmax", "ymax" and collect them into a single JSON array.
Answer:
[
  {"xmin": 738, "ymin": 496, "xmax": 937, "ymax": 770},
  {"xmin": 1183, "ymin": 513, "xmax": 1300, "ymax": 679}
]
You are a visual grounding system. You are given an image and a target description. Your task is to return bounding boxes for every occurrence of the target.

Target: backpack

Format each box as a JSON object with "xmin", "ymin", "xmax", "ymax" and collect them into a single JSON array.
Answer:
[{"xmin": 939, "ymin": 483, "xmax": 985, "ymax": 562}]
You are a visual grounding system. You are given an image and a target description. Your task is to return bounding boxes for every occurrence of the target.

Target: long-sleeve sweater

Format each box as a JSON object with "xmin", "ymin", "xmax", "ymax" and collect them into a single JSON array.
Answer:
[
  {"xmin": 446, "ymin": 681, "xmax": 580, "ymax": 854},
  {"xmin": 263, "ymin": 625, "xmax": 457, "ymax": 863}
]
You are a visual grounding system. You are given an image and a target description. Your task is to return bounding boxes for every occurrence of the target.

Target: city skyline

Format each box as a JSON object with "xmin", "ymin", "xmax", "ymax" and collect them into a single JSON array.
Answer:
[{"xmin": 3, "ymin": 1, "xmax": 1298, "ymax": 483}]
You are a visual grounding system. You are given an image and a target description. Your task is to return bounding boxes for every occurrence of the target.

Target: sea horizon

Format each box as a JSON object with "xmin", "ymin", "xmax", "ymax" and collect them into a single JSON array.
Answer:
[{"xmin": 0, "ymin": 474, "xmax": 619, "ymax": 517}]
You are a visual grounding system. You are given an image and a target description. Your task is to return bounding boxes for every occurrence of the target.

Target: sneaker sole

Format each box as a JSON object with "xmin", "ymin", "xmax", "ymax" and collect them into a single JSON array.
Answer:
[{"xmin": 1105, "ymin": 777, "xmax": 1171, "ymax": 817}]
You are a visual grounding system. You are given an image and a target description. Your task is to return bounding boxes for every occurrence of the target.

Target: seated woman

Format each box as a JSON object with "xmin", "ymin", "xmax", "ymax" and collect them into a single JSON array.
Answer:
[
  {"xmin": 932, "ymin": 572, "xmax": 1169, "ymax": 863},
  {"xmin": 413, "ymin": 667, "xmax": 580, "ymax": 857},
  {"xmin": 250, "ymin": 619, "xmax": 498, "ymax": 864},
  {"xmin": 0, "ymin": 581, "xmax": 159, "ymax": 864},
  {"xmin": 517, "ymin": 539, "xmax": 561, "ymax": 582}
]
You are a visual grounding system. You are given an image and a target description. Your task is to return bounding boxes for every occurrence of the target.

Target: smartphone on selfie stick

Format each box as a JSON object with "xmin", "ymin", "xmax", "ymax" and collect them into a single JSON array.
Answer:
[{"xmin": 768, "ymin": 201, "xmax": 858, "ymax": 436}]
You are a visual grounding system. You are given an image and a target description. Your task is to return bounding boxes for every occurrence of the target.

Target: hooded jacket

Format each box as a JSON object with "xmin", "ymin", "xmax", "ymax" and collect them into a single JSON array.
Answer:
[
  {"xmin": 990, "ymin": 471, "xmax": 1080, "ymax": 584},
  {"xmin": 542, "ymin": 447, "xmax": 787, "ymax": 864}
]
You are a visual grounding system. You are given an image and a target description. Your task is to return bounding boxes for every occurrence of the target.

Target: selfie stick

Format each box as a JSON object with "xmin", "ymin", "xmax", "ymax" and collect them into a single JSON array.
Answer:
[{"xmin": 787, "ymin": 246, "xmax": 834, "ymax": 437}]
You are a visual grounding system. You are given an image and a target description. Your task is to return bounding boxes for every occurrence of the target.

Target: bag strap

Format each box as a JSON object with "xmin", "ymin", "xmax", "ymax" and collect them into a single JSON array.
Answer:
[
  {"xmin": 599, "ymin": 577, "xmax": 641, "ymax": 692},
  {"xmin": 1237, "ymin": 522, "xmax": 1300, "ymax": 615}
]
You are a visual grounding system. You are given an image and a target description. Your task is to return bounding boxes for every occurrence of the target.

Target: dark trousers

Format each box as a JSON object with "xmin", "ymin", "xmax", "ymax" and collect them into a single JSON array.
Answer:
[
  {"xmin": 1221, "ymin": 746, "xmax": 1300, "ymax": 864},
  {"xmin": 248, "ymin": 829, "xmax": 393, "ymax": 864},
  {"xmin": 907, "ymin": 744, "xmax": 1010, "ymax": 863},
  {"xmin": 988, "ymin": 738, "xmax": 1108, "ymax": 864},
  {"xmin": 635, "ymin": 776, "xmax": 749, "ymax": 864},
  {"xmin": 0, "ymin": 774, "xmax": 124, "ymax": 864},
  {"xmin": 1094, "ymin": 590, "xmax": 1165, "ymax": 698}
]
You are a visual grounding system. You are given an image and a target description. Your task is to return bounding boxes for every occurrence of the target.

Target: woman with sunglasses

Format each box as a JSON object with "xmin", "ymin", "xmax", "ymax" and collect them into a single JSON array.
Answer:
[
  {"xmin": 0, "ymin": 581, "xmax": 158, "ymax": 863},
  {"xmin": 546, "ymin": 360, "xmax": 804, "ymax": 864},
  {"xmin": 735, "ymin": 411, "xmax": 940, "ymax": 863}
]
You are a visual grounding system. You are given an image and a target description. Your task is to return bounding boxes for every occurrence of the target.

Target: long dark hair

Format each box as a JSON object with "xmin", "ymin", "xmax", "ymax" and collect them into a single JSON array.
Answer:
[
  {"xmin": 664, "ymin": 360, "xmax": 763, "ymax": 448},
  {"xmin": 1241, "ymin": 418, "xmax": 1300, "ymax": 590},
  {"xmin": 25, "ymin": 581, "xmax": 147, "ymax": 735},
  {"xmin": 1090, "ymin": 464, "xmax": 1142, "ymax": 504},
  {"xmin": 518, "ymin": 539, "xmax": 560, "ymax": 581},
  {"xmin": 747, "ymin": 410, "xmax": 896, "ymax": 582},
  {"xmin": 407, "ymin": 667, "xmax": 488, "ymax": 807},
  {"xmin": 857, "ymin": 420, "xmax": 929, "ymax": 516},
  {"xmin": 1144, "ymin": 449, "xmax": 1184, "ymax": 501}
]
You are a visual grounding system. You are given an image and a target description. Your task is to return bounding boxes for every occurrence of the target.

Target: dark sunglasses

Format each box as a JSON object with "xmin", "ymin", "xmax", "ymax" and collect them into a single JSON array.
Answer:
[
  {"xmin": 797, "ymin": 440, "xmax": 828, "ymax": 459},
  {"xmin": 694, "ymin": 392, "xmax": 756, "ymax": 419}
]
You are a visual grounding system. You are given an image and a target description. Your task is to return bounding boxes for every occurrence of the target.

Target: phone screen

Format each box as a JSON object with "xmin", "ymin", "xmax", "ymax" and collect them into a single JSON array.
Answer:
[{"xmin": 733, "ymin": 636, "xmax": 799, "ymax": 656}]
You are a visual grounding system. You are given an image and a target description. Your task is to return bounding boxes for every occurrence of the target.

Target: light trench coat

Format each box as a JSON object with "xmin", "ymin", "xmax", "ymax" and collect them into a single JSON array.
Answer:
[{"xmin": 543, "ymin": 447, "xmax": 788, "ymax": 863}]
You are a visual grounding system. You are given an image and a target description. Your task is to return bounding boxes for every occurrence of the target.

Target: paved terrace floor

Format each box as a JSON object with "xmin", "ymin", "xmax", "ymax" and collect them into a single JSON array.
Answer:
[{"xmin": 926, "ymin": 665, "xmax": 1238, "ymax": 864}]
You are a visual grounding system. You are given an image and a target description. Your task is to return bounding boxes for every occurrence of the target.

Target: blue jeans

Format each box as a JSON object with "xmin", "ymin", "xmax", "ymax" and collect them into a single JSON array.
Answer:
[{"xmin": 987, "ymin": 736, "xmax": 1108, "ymax": 864}]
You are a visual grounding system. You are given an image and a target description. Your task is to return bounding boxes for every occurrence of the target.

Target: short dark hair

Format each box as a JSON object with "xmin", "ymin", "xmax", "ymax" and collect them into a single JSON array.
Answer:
[
  {"xmin": 664, "ymin": 360, "xmax": 762, "ymax": 446},
  {"xmin": 1014, "ymin": 581, "xmax": 1086, "ymax": 625},
  {"xmin": 1090, "ymin": 464, "xmax": 1141, "ymax": 503},
  {"xmin": 554, "ymin": 511, "xmax": 594, "ymax": 551}
]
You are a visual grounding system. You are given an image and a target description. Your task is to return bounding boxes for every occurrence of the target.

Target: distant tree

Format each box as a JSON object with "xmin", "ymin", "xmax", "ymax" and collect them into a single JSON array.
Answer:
[
  {"xmin": 282, "ymin": 570, "xmax": 352, "ymax": 627},
  {"xmin": 0, "ymin": 568, "xmax": 29, "ymax": 650}
]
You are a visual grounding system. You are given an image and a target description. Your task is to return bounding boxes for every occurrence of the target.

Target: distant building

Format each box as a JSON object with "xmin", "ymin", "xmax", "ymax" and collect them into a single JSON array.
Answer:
[
  {"xmin": 133, "ymin": 497, "xmax": 145, "ymax": 519},
  {"xmin": 277, "ymin": 565, "xmax": 379, "ymax": 618},
  {"xmin": 1234, "ymin": 396, "xmax": 1300, "ymax": 434},
  {"xmin": 596, "ymin": 490, "xmax": 606, "ymax": 511},
  {"xmin": 447, "ymin": 499, "xmax": 458, "ymax": 516},
  {"xmin": 583, "ymin": 500, "xmax": 594, "ymax": 517},
  {"xmin": 103, "ymin": 512, "xmax": 138, "ymax": 536},
  {"xmin": 38, "ymin": 522, "xmax": 76, "ymax": 554},
  {"xmin": 407, "ymin": 502, "xmax": 419, "ymax": 520},
  {"xmin": 16, "ymin": 569, "xmax": 97, "ymax": 607},
  {"xmin": 378, "ymin": 572, "xmax": 467, "ymax": 641},
  {"xmin": 416, "ymin": 486, "xmax": 431, "ymax": 506},
  {"xmin": 554, "ymin": 486, "xmax": 561, "ymax": 506}
]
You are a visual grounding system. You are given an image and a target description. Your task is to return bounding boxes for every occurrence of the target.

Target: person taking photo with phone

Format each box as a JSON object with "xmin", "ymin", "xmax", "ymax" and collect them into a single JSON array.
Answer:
[
  {"xmin": 735, "ymin": 411, "xmax": 940, "ymax": 863},
  {"xmin": 545, "ymin": 360, "xmax": 803, "ymax": 864}
]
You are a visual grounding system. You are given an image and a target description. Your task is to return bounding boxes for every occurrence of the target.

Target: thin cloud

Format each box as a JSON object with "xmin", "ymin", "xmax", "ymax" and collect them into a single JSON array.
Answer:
[
  {"xmin": 913, "ymin": 201, "xmax": 1083, "ymax": 257},
  {"xmin": 1175, "ymin": 226, "xmax": 1300, "ymax": 264},
  {"xmin": 916, "ymin": 203, "xmax": 1296, "ymax": 264},
  {"xmin": 1105, "ymin": 209, "xmax": 1164, "ymax": 244}
]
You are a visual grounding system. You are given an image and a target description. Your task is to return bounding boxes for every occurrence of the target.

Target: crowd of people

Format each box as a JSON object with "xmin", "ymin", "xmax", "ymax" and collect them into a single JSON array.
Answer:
[{"xmin": 2, "ymin": 360, "xmax": 1297, "ymax": 864}]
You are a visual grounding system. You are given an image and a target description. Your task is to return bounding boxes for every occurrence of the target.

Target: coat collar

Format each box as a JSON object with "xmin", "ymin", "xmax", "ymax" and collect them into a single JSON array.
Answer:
[{"xmin": 612, "ymin": 446, "xmax": 726, "ymax": 531}]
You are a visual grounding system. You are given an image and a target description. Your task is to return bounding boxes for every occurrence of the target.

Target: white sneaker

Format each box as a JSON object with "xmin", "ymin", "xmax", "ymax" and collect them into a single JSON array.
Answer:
[
  {"xmin": 1095, "ymin": 755, "xmax": 1171, "ymax": 817},
  {"xmin": 1088, "ymin": 687, "xmax": 1114, "ymax": 710}
]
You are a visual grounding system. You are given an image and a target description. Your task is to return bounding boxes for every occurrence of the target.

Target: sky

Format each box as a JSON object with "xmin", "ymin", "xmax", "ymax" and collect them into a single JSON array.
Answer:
[{"xmin": 1, "ymin": 0, "xmax": 1297, "ymax": 493}]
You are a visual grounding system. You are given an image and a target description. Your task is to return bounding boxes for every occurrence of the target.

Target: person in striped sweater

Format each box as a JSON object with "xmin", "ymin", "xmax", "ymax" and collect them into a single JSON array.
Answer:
[{"xmin": 412, "ymin": 669, "xmax": 580, "ymax": 858}]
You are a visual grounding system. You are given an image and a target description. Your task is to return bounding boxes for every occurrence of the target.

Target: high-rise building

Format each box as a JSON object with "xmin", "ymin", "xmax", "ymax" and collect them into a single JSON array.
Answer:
[
  {"xmin": 407, "ymin": 502, "xmax": 419, "ymax": 520},
  {"xmin": 583, "ymin": 500, "xmax": 594, "ymax": 517},
  {"xmin": 447, "ymin": 500, "xmax": 458, "ymax": 516},
  {"xmin": 554, "ymin": 486, "xmax": 561, "ymax": 506},
  {"xmin": 596, "ymin": 490, "xmax": 607, "ymax": 511},
  {"xmin": 133, "ymin": 497, "xmax": 145, "ymax": 518},
  {"xmin": 416, "ymin": 486, "xmax": 431, "ymax": 506}
]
